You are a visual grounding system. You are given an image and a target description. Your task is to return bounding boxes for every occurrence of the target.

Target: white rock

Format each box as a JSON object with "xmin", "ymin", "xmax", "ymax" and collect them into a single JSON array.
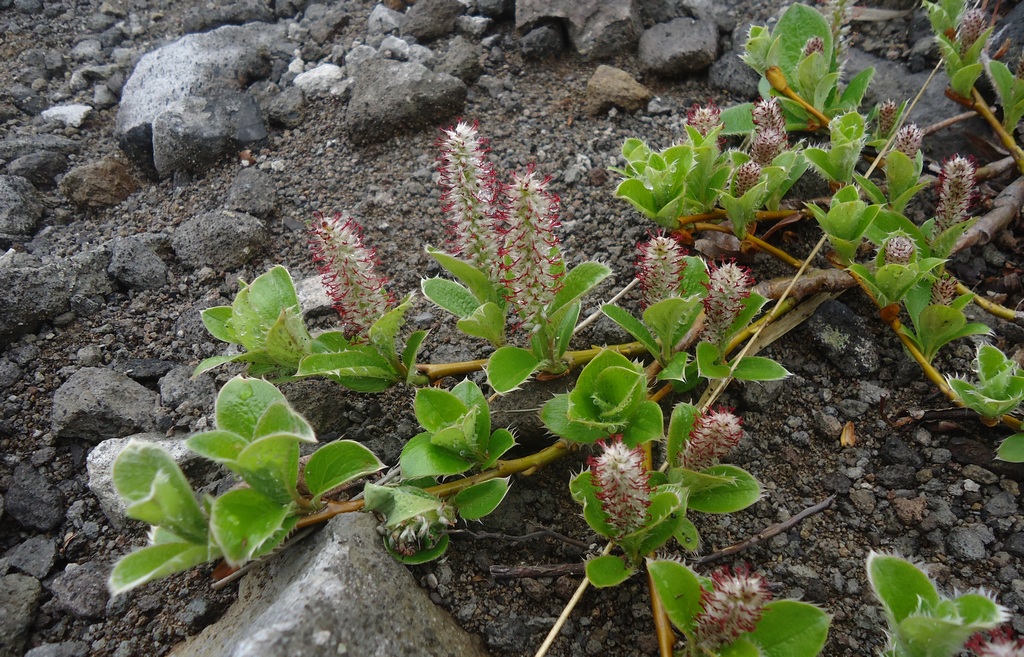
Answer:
[
  {"xmin": 41, "ymin": 104, "xmax": 93, "ymax": 127},
  {"xmin": 293, "ymin": 63, "xmax": 346, "ymax": 96}
]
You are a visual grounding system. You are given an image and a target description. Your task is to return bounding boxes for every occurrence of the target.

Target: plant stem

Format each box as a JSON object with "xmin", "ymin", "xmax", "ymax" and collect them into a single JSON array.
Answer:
[
  {"xmin": 676, "ymin": 209, "xmax": 801, "ymax": 227},
  {"xmin": 765, "ymin": 66, "xmax": 832, "ymax": 128},
  {"xmin": 418, "ymin": 343, "xmax": 649, "ymax": 383},
  {"xmin": 649, "ymin": 567, "xmax": 677, "ymax": 657},
  {"xmin": 970, "ymin": 88, "xmax": 1024, "ymax": 175},
  {"xmin": 533, "ymin": 542, "xmax": 614, "ymax": 657}
]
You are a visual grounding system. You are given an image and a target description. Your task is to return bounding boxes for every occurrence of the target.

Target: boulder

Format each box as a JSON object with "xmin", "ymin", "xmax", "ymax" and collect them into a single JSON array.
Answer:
[
  {"xmin": 0, "ymin": 175, "xmax": 43, "ymax": 235},
  {"xmin": 172, "ymin": 209, "xmax": 267, "ymax": 270},
  {"xmin": 585, "ymin": 64, "xmax": 653, "ymax": 115},
  {"xmin": 516, "ymin": 0, "xmax": 641, "ymax": 60},
  {"xmin": 52, "ymin": 368, "xmax": 160, "ymax": 442},
  {"xmin": 59, "ymin": 158, "xmax": 136, "ymax": 209},
  {"xmin": 638, "ymin": 17, "xmax": 719, "ymax": 76}
]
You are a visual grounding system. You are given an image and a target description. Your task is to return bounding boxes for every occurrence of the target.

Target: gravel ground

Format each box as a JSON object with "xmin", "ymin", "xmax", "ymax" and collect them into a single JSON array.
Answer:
[{"xmin": 1, "ymin": 1, "xmax": 1023, "ymax": 656}]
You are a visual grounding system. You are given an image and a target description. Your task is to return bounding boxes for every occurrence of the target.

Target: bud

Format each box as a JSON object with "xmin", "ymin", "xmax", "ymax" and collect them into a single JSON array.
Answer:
[
  {"xmin": 310, "ymin": 212, "xmax": 394, "ymax": 338},
  {"xmin": 732, "ymin": 161, "xmax": 762, "ymax": 197},
  {"xmin": 958, "ymin": 8, "xmax": 987, "ymax": 55},
  {"xmin": 892, "ymin": 124, "xmax": 923, "ymax": 158},
  {"xmin": 803, "ymin": 35, "xmax": 825, "ymax": 57},
  {"xmin": 751, "ymin": 128, "xmax": 786, "ymax": 166},
  {"xmin": 637, "ymin": 234, "xmax": 687, "ymax": 307},
  {"xmin": 385, "ymin": 503, "xmax": 457, "ymax": 557},
  {"xmin": 437, "ymin": 121, "xmax": 504, "ymax": 281},
  {"xmin": 883, "ymin": 234, "xmax": 915, "ymax": 265},
  {"xmin": 752, "ymin": 98, "xmax": 786, "ymax": 134},
  {"xmin": 687, "ymin": 101, "xmax": 723, "ymax": 138},
  {"xmin": 966, "ymin": 628, "xmax": 1024, "ymax": 657},
  {"xmin": 588, "ymin": 437, "xmax": 652, "ymax": 537},
  {"xmin": 935, "ymin": 155, "xmax": 976, "ymax": 231},
  {"xmin": 700, "ymin": 261, "xmax": 753, "ymax": 345},
  {"xmin": 930, "ymin": 274, "xmax": 959, "ymax": 306},
  {"xmin": 680, "ymin": 407, "xmax": 744, "ymax": 471},
  {"xmin": 877, "ymin": 100, "xmax": 899, "ymax": 138},
  {"xmin": 695, "ymin": 565, "xmax": 772, "ymax": 651},
  {"xmin": 500, "ymin": 167, "xmax": 565, "ymax": 331}
]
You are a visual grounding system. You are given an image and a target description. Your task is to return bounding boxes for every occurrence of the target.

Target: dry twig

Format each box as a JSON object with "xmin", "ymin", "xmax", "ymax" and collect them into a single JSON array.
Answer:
[{"xmin": 954, "ymin": 176, "xmax": 1024, "ymax": 252}]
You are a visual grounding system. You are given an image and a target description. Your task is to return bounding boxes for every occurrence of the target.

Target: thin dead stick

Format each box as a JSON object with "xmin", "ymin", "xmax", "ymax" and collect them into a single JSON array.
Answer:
[
  {"xmin": 921, "ymin": 110, "xmax": 978, "ymax": 136},
  {"xmin": 490, "ymin": 563, "xmax": 585, "ymax": 579},
  {"xmin": 575, "ymin": 278, "xmax": 638, "ymax": 335},
  {"xmin": 533, "ymin": 542, "xmax": 613, "ymax": 657},
  {"xmin": 976, "ymin": 156, "xmax": 1017, "ymax": 180},
  {"xmin": 753, "ymin": 267, "xmax": 857, "ymax": 300},
  {"xmin": 954, "ymin": 176, "xmax": 1024, "ymax": 252},
  {"xmin": 689, "ymin": 496, "xmax": 835, "ymax": 566}
]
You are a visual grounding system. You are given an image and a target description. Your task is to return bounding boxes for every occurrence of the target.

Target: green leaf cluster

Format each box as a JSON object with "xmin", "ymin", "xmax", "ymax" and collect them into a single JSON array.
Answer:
[
  {"xmin": 925, "ymin": 0, "xmax": 991, "ymax": 98},
  {"xmin": 948, "ymin": 344, "xmax": 1024, "ymax": 419},
  {"xmin": 648, "ymin": 559, "xmax": 830, "ymax": 657},
  {"xmin": 401, "ymin": 380, "xmax": 515, "ymax": 478},
  {"xmin": 804, "ymin": 112, "xmax": 867, "ymax": 186},
  {"xmin": 900, "ymin": 282, "xmax": 989, "ymax": 364},
  {"xmin": 858, "ymin": 149, "xmax": 929, "ymax": 216},
  {"xmin": 421, "ymin": 247, "xmax": 507, "ymax": 348},
  {"xmin": 108, "ymin": 377, "xmax": 383, "ymax": 594},
  {"xmin": 988, "ymin": 60, "xmax": 1024, "ymax": 133},
  {"xmin": 808, "ymin": 184, "xmax": 881, "ymax": 265},
  {"xmin": 867, "ymin": 552, "xmax": 1007, "ymax": 657}
]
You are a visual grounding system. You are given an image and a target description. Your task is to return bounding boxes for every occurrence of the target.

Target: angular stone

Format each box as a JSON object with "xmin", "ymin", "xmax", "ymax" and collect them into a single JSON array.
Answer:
[
  {"xmin": 59, "ymin": 158, "xmax": 136, "ymax": 209},
  {"xmin": 172, "ymin": 209, "xmax": 267, "ymax": 270},
  {"xmin": 224, "ymin": 168, "xmax": 278, "ymax": 219},
  {"xmin": 4, "ymin": 464, "xmax": 64, "ymax": 532},
  {"xmin": 49, "ymin": 563, "xmax": 109, "ymax": 620},
  {"xmin": 6, "ymin": 536, "xmax": 57, "ymax": 579},
  {"xmin": 0, "ymin": 574, "xmax": 42, "ymax": 657},
  {"xmin": 585, "ymin": 64, "xmax": 652, "ymax": 115},
  {"xmin": 639, "ymin": 17, "xmax": 718, "ymax": 76},
  {"xmin": 51, "ymin": 367, "xmax": 160, "ymax": 442},
  {"xmin": 401, "ymin": 0, "xmax": 463, "ymax": 42},
  {"xmin": 346, "ymin": 59, "xmax": 465, "ymax": 145},
  {"xmin": 516, "ymin": 0, "xmax": 641, "ymax": 60},
  {"xmin": 168, "ymin": 514, "xmax": 488, "ymax": 657},
  {"xmin": 6, "ymin": 151, "xmax": 69, "ymax": 188},
  {"xmin": 107, "ymin": 236, "xmax": 168, "ymax": 290},
  {"xmin": 0, "ymin": 175, "xmax": 43, "ymax": 236}
]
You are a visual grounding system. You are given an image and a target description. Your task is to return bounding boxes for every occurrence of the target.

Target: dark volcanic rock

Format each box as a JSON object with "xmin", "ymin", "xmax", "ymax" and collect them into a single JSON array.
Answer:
[
  {"xmin": 0, "ymin": 175, "xmax": 43, "ymax": 235},
  {"xmin": 51, "ymin": 367, "xmax": 160, "ymax": 442},
  {"xmin": 172, "ymin": 209, "xmax": 267, "ymax": 270},
  {"xmin": 5, "ymin": 464, "xmax": 64, "ymax": 532}
]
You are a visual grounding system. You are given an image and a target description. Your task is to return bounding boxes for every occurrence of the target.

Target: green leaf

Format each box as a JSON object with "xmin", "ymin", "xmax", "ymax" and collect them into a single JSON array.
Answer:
[
  {"xmin": 674, "ymin": 517, "xmax": 700, "ymax": 552},
  {"xmin": 585, "ymin": 555, "xmax": 634, "ymax": 588},
  {"xmin": 185, "ymin": 430, "xmax": 248, "ymax": 465},
  {"xmin": 666, "ymin": 402, "xmax": 699, "ymax": 468},
  {"xmin": 774, "ymin": 4, "xmax": 832, "ymax": 81},
  {"xmin": 108, "ymin": 542, "xmax": 215, "ymax": 596},
  {"xmin": 384, "ymin": 534, "xmax": 450, "ymax": 565},
  {"xmin": 264, "ymin": 307, "xmax": 312, "ymax": 369},
  {"xmin": 304, "ymin": 440, "xmax": 384, "ymax": 500},
  {"xmin": 209, "ymin": 487, "xmax": 295, "ymax": 567},
  {"xmin": 541, "ymin": 394, "xmax": 608, "ymax": 444},
  {"xmin": 647, "ymin": 559, "xmax": 702, "ymax": 635},
  {"xmin": 426, "ymin": 247, "xmax": 501, "ymax": 306},
  {"xmin": 112, "ymin": 442, "xmax": 208, "ymax": 544},
  {"xmin": 839, "ymin": 66, "xmax": 874, "ymax": 108},
  {"xmin": 602, "ymin": 304, "xmax": 659, "ymax": 357},
  {"xmin": 296, "ymin": 349, "xmax": 398, "ymax": 392},
  {"xmin": 421, "ymin": 277, "xmax": 481, "ymax": 319},
  {"xmin": 686, "ymin": 465, "xmax": 762, "ymax": 513},
  {"xmin": 548, "ymin": 262, "xmax": 612, "ymax": 318},
  {"xmin": 720, "ymin": 103, "xmax": 755, "ymax": 135},
  {"xmin": 997, "ymin": 433, "xmax": 1024, "ymax": 462},
  {"xmin": 414, "ymin": 387, "xmax": 469, "ymax": 433},
  {"xmin": 569, "ymin": 471, "xmax": 618, "ymax": 538},
  {"xmin": 215, "ymin": 377, "xmax": 287, "ymax": 441},
  {"xmin": 400, "ymin": 432, "xmax": 473, "ymax": 478},
  {"xmin": 363, "ymin": 484, "xmax": 445, "ymax": 525},
  {"xmin": 481, "ymin": 428, "xmax": 516, "ymax": 470},
  {"xmin": 643, "ymin": 297, "xmax": 702, "ymax": 359},
  {"xmin": 233, "ymin": 433, "xmax": 301, "ymax": 505},
  {"xmin": 747, "ymin": 600, "xmax": 831, "ymax": 657},
  {"xmin": 369, "ymin": 295, "xmax": 411, "ymax": 366},
  {"xmin": 200, "ymin": 306, "xmax": 237, "ymax": 344},
  {"xmin": 402, "ymin": 329, "xmax": 429, "ymax": 379},
  {"xmin": 719, "ymin": 637, "xmax": 762, "ymax": 657},
  {"xmin": 867, "ymin": 552, "xmax": 940, "ymax": 623},
  {"xmin": 456, "ymin": 302, "xmax": 506, "ymax": 346},
  {"xmin": 254, "ymin": 401, "xmax": 316, "ymax": 442},
  {"xmin": 454, "ymin": 478, "xmax": 510, "ymax": 520},
  {"xmin": 554, "ymin": 302, "xmax": 581, "ymax": 361},
  {"xmin": 730, "ymin": 356, "xmax": 790, "ymax": 381},
  {"xmin": 621, "ymin": 401, "xmax": 665, "ymax": 448},
  {"xmin": 616, "ymin": 178, "xmax": 660, "ymax": 220},
  {"xmin": 486, "ymin": 346, "xmax": 540, "ymax": 394},
  {"xmin": 696, "ymin": 341, "xmax": 731, "ymax": 379},
  {"xmin": 192, "ymin": 354, "xmax": 247, "ymax": 378}
]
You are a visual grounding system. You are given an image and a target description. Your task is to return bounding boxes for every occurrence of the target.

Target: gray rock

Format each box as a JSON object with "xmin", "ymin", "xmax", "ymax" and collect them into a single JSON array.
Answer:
[
  {"xmin": 296, "ymin": 273, "xmax": 333, "ymax": 317},
  {"xmin": 380, "ymin": 35, "xmax": 412, "ymax": 61},
  {"xmin": 107, "ymin": 236, "xmax": 168, "ymax": 290},
  {"xmin": 300, "ymin": 3, "xmax": 350, "ymax": 44},
  {"xmin": 518, "ymin": 24, "xmax": 565, "ymax": 59},
  {"xmin": 6, "ymin": 151, "xmax": 69, "ymax": 188},
  {"xmin": 946, "ymin": 524, "xmax": 993, "ymax": 561},
  {"xmin": 151, "ymin": 92, "xmax": 268, "ymax": 179},
  {"xmin": 40, "ymin": 104, "xmax": 93, "ymax": 128},
  {"xmin": 274, "ymin": 0, "xmax": 309, "ymax": 18},
  {"xmin": 456, "ymin": 15, "xmax": 491, "ymax": 39},
  {"xmin": 437, "ymin": 36, "xmax": 483, "ymax": 82},
  {"xmin": 585, "ymin": 64, "xmax": 652, "ymax": 115},
  {"xmin": 1005, "ymin": 532, "xmax": 1024, "ymax": 557},
  {"xmin": 478, "ymin": 0, "xmax": 512, "ymax": 18},
  {"xmin": 0, "ymin": 574, "xmax": 42, "ymax": 657},
  {"xmin": 516, "ymin": 0, "xmax": 641, "ymax": 60},
  {"xmin": 994, "ymin": 3, "xmax": 1024, "ymax": 80},
  {"xmin": 225, "ymin": 168, "xmax": 278, "ymax": 219},
  {"xmin": 346, "ymin": 59, "xmax": 466, "ymax": 145},
  {"xmin": 401, "ymin": 0, "xmax": 463, "ymax": 42},
  {"xmin": 4, "ymin": 464, "xmax": 64, "ymax": 532},
  {"xmin": 159, "ymin": 365, "xmax": 216, "ymax": 413},
  {"xmin": 49, "ymin": 563, "xmax": 109, "ymax": 620},
  {"xmin": 804, "ymin": 300, "xmax": 880, "ymax": 376},
  {"xmin": 639, "ymin": 17, "xmax": 718, "ymax": 76},
  {"xmin": 293, "ymin": 63, "xmax": 347, "ymax": 96},
  {"xmin": 638, "ymin": 0, "xmax": 690, "ymax": 24},
  {"xmin": 182, "ymin": 0, "xmax": 275, "ymax": 33},
  {"xmin": 24, "ymin": 642, "xmax": 90, "ymax": 657},
  {"xmin": 172, "ymin": 209, "xmax": 267, "ymax": 270},
  {"xmin": 984, "ymin": 490, "xmax": 1018, "ymax": 518},
  {"xmin": 59, "ymin": 158, "xmax": 137, "ymax": 209},
  {"xmin": 0, "ymin": 135, "xmax": 77, "ymax": 161},
  {"xmin": 6, "ymin": 537, "xmax": 57, "ymax": 579},
  {"xmin": 676, "ymin": 0, "xmax": 737, "ymax": 32},
  {"xmin": 0, "ymin": 359, "xmax": 22, "ymax": 390},
  {"xmin": 368, "ymin": 3, "xmax": 404, "ymax": 35},
  {"xmin": 0, "ymin": 175, "xmax": 42, "ymax": 236},
  {"xmin": 51, "ymin": 367, "xmax": 159, "ymax": 442},
  {"xmin": 708, "ymin": 51, "xmax": 760, "ymax": 98},
  {"xmin": 7, "ymin": 83, "xmax": 45, "ymax": 115},
  {"xmin": 169, "ymin": 514, "xmax": 488, "ymax": 657},
  {"xmin": 0, "ymin": 249, "xmax": 114, "ymax": 346},
  {"xmin": 344, "ymin": 44, "xmax": 379, "ymax": 76},
  {"xmin": 87, "ymin": 433, "xmax": 202, "ymax": 527},
  {"xmin": 115, "ymin": 23, "xmax": 288, "ymax": 176},
  {"xmin": 264, "ymin": 86, "xmax": 305, "ymax": 128}
]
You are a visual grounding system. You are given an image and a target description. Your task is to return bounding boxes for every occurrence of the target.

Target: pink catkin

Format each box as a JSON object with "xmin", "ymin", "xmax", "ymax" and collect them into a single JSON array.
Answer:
[
  {"xmin": 967, "ymin": 628, "xmax": 1024, "ymax": 657},
  {"xmin": 935, "ymin": 155, "xmax": 976, "ymax": 232},
  {"xmin": 679, "ymin": 407, "xmax": 743, "ymax": 471},
  {"xmin": 588, "ymin": 437, "xmax": 651, "ymax": 537},
  {"xmin": 636, "ymin": 234, "xmax": 687, "ymax": 307},
  {"xmin": 695, "ymin": 565, "xmax": 772, "ymax": 650},
  {"xmin": 699, "ymin": 261, "xmax": 753, "ymax": 345},
  {"xmin": 309, "ymin": 212, "xmax": 393, "ymax": 339}
]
